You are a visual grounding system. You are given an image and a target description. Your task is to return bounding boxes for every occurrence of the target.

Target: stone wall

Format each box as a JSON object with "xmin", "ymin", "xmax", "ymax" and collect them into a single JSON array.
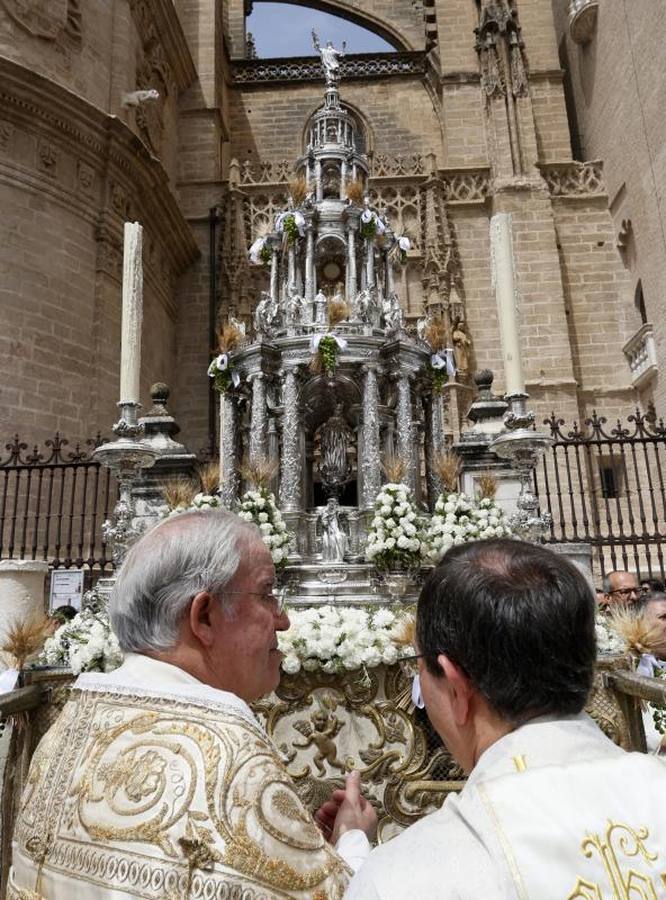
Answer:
[{"xmin": 552, "ymin": 0, "xmax": 666, "ymax": 417}]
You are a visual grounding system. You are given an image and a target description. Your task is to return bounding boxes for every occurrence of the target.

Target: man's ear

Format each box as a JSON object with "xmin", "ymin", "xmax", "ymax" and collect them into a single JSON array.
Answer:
[
  {"xmin": 189, "ymin": 592, "xmax": 217, "ymax": 647},
  {"xmin": 438, "ymin": 654, "xmax": 473, "ymax": 726}
]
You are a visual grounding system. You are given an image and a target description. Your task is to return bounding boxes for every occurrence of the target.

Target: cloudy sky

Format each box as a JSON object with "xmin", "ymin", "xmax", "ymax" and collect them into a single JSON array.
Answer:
[{"xmin": 246, "ymin": 3, "xmax": 395, "ymax": 57}]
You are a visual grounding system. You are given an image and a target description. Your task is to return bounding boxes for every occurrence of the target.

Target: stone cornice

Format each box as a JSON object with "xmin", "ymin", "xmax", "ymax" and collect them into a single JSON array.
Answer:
[
  {"xmin": 128, "ymin": 0, "xmax": 197, "ymax": 91},
  {"xmin": 0, "ymin": 55, "xmax": 199, "ymax": 278}
]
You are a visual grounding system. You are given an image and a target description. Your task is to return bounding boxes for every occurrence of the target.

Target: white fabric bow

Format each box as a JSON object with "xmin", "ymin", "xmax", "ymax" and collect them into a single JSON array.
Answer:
[
  {"xmin": 431, "ymin": 348, "xmax": 456, "ymax": 377},
  {"xmin": 248, "ymin": 236, "xmax": 267, "ymax": 265},
  {"xmin": 275, "ymin": 210, "xmax": 306, "ymax": 237},
  {"xmin": 209, "ymin": 354, "xmax": 240, "ymax": 386},
  {"xmin": 310, "ymin": 333, "xmax": 348, "ymax": 354},
  {"xmin": 397, "ymin": 235, "xmax": 411, "ymax": 252}
]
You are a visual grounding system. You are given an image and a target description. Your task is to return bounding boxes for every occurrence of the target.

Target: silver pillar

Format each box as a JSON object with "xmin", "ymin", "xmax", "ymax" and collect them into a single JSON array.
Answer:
[
  {"xmin": 249, "ymin": 373, "xmax": 268, "ymax": 464},
  {"xmin": 361, "ymin": 365, "xmax": 381, "ymax": 509},
  {"xmin": 424, "ymin": 393, "xmax": 446, "ymax": 508},
  {"xmin": 347, "ymin": 224, "xmax": 357, "ymax": 304},
  {"xmin": 279, "ymin": 367, "xmax": 302, "ymax": 511},
  {"xmin": 365, "ymin": 238, "xmax": 374, "ymax": 289},
  {"xmin": 396, "ymin": 374, "xmax": 415, "ymax": 491},
  {"xmin": 270, "ymin": 245, "xmax": 279, "ymax": 302},
  {"xmin": 219, "ymin": 392, "xmax": 239, "ymax": 508},
  {"xmin": 340, "ymin": 158, "xmax": 347, "ymax": 200},
  {"xmin": 305, "ymin": 223, "xmax": 315, "ymax": 302},
  {"xmin": 315, "ymin": 159, "xmax": 322, "ymax": 201}
]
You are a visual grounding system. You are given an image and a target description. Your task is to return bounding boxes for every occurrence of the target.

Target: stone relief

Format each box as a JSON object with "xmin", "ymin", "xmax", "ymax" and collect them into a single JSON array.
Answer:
[
  {"xmin": 2, "ymin": 0, "xmax": 81, "ymax": 42},
  {"xmin": 0, "ymin": 121, "xmax": 14, "ymax": 152},
  {"xmin": 37, "ymin": 140, "xmax": 58, "ymax": 174}
]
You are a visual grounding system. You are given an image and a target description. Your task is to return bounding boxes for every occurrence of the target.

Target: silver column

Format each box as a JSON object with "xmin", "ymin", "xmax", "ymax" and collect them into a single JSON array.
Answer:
[
  {"xmin": 365, "ymin": 238, "xmax": 374, "ymax": 289},
  {"xmin": 249, "ymin": 373, "xmax": 268, "ymax": 464},
  {"xmin": 396, "ymin": 373, "xmax": 415, "ymax": 492},
  {"xmin": 279, "ymin": 367, "xmax": 302, "ymax": 511},
  {"xmin": 270, "ymin": 243, "xmax": 279, "ymax": 302},
  {"xmin": 361, "ymin": 364, "xmax": 381, "ymax": 509},
  {"xmin": 346, "ymin": 223, "xmax": 357, "ymax": 304},
  {"xmin": 305, "ymin": 220, "xmax": 315, "ymax": 303},
  {"xmin": 219, "ymin": 391, "xmax": 239, "ymax": 508},
  {"xmin": 424, "ymin": 392, "xmax": 446, "ymax": 508}
]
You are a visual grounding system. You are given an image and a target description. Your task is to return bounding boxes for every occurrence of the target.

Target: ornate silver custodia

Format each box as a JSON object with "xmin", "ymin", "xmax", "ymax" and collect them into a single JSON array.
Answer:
[
  {"xmin": 280, "ymin": 367, "xmax": 302, "ymax": 511},
  {"xmin": 215, "ymin": 56, "xmax": 437, "ymax": 604}
]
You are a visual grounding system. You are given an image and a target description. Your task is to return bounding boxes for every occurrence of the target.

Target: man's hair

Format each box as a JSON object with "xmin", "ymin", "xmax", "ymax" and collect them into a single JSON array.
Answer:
[
  {"xmin": 110, "ymin": 509, "xmax": 260, "ymax": 653},
  {"xmin": 416, "ymin": 539, "xmax": 596, "ymax": 724}
]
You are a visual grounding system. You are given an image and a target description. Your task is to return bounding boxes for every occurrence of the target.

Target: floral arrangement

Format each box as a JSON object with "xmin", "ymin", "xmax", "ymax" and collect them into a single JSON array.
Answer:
[
  {"xmin": 365, "ymin": 476, "xmax": 424, "ymax": 571},
  {"xmin": 424, "ymin": 493, "xmax": 512, "ymax": 562},
  {"xmin": 594, "ymin": 613, "xmax": 626, "ymax": 654},
  {"xmin": 388, "ymin": 235, "xmax": 411, "ymax": 266},
  {"xmin": 162, "ymin": 463, "xmax": 222, "ymax": 516},
  {"xmin": 309, "ymin": 332, "xmax": 347, "ymax": 376},
  {"xmin": 208, "ymin": 322, "xmax": 244, "ymax": 393},
  {"xmin": 248, "ymin": 235, "xmax": 272, "ymax": 266},
  {"xmin": 422, "ymin": 316, "xmax": 456, "ymax": 392},
  {"xmin": 279, "ymin": 605, "xmax": 410, "ymax": 674},
  {"xmin": 275, "ymin": 210, "xmax": 305, "ymax": 245},
  {"xmin": 237, "ymin": 486, "xmax": 292, "ymax": 567},
  {"xmin": 360, "ymin": 207, "xmax": 386, "ymax": 242},
  {"xmin": 41, "ymin": 589, "xmax": 123, "ymax": 675}
]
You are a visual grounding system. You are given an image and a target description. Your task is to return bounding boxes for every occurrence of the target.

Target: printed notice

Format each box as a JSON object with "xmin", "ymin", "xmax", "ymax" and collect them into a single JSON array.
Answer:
[{"xmin": 49, "ymin": 570, "xmax": 84, "ymax": 612}]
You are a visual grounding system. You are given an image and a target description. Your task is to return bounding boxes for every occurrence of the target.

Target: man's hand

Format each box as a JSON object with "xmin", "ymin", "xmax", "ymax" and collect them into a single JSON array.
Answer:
[{"xmin": 316, "ymin": 771, "xmax": 377, "ymax": 845}]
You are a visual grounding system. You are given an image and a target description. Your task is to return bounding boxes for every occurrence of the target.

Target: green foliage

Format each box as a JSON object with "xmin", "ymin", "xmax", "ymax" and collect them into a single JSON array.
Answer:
[
  {"xmin": 259, "ymin": 243, "xmax": 272, "ymax": 265},
  {"xmin": 211, "ymin": 368, "xmax": 233, "ymax": 394},
  {"xmin": 318, "ymin": 335, "xmax": 339, "ymax": 375},
  {"xmin": 428, "ymin": 362, "xmax": 447, "ymax": 394},
  {"xmin": 360, "ymin": 218, "xmax": 377, "ymax": 241},
  {"xmin": 282, "ymin": 214, "xmax": 300, "ymax": 245}
]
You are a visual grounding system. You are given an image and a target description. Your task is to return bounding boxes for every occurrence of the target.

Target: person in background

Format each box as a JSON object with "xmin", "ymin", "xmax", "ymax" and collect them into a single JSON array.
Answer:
[{"xmin": 603, "ymin": 569, "xmax": 640, "ymax": 606}]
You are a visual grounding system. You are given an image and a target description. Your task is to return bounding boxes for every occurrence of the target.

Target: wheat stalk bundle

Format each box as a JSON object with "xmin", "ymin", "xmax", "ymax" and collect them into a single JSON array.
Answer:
[
  {"xmin": 289, "ymin": 176, "xmax": 308, "ymax": 206},
  {"xmin": 345, "ymin": 178, "xmax": 365, "ymax": 204},
  {"xmin": 424, "ymin": 317, "xmax": 448, "ymax": 352},
  {"xmin": 608, "ymin": 607, "xmax": 664, "ymax": 657},
  {"xmin": 1, "ymin": 614, "xmax": 51, "ymax": 671},
  {"xmin": 217, "ymin": 322, "xmax": 244, "ymax": 354},
  {"xmin": 476, "ymin": 473, "xmax": 498, "ymax": 500},
  {"xmin": 382, "ymin": 454, "xmax": 408, "ymax": 485},
  {"xmin": 239, "ymin": 456, "xmax": 278, "ymax": 489},
  {"xmin": 433, "ymin": 451, "xmax": 461, "ymax": 494},
  {"xmin": 328, "ymin": 297, "xmax": 350, "ymax": 326},
  {"xmin": 162, "ymin": 477, "xmax": 199, "ymax": 510},
  {"xmin": 198, "ymin": 462, "xmax": 221, "ymax": 495}
]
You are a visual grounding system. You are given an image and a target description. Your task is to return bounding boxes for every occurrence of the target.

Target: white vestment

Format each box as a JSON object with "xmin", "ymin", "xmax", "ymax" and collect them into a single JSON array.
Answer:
[
  {"xmin": 345, "ymin": 712, "xmax": 666, "ymax": 899},
  {"xmin": 9, "ymin": 653, "xmax": 368, "ymax": 899}
]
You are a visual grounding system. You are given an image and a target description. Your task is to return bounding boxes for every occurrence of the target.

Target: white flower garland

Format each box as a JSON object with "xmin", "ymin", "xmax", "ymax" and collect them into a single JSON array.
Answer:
[
  {"xmin": 279, "ymin": 605, "xmax": 410, "ymax": 675},
  {"xmin": 41, "ymin": 593, "xmax": 123, "ymax": 675},
  {"xmin": 365, "ymin": 483, "xmax": 424, "ymax": 570},
  {"xmin": 424, "ymin": 491, "xmax": 512, "ymax": 562},
  {"xmin": 237, "ymin": 487, "xmax": 292, "ymax": 567}
]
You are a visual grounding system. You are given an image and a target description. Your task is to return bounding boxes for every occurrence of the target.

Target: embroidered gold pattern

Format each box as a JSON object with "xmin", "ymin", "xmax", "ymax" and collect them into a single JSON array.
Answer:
[
  {"xmin": 11, "ymin": 688, "xmax": 349, "ymax": 899},
  {"xmin": 568, "ymin": 821, "xmax": 664, "ymax": 900}
]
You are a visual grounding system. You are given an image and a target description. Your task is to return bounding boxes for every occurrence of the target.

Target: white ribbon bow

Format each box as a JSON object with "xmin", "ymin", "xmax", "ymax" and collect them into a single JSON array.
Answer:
[
  {"xmin": 397, "ymin": 235, "xmax": 411, "ymax": 252},
  {"xmin": 310, "ymin": 332, "xmax": 348, "ymax": 354},
  {"xmin": 209, "ymin": 354, "xmax": 240, "ymax": 386},
  {"xmin": 275, "ymin": 210, "xmax": 306, "ymax": 237},
  {"xmin": 248, "ymin": 236, "xmax": 267, "ymax": 265},
  {"xmin": 431, "ymin": 348, "xmax": 456, "ymax": 377}
]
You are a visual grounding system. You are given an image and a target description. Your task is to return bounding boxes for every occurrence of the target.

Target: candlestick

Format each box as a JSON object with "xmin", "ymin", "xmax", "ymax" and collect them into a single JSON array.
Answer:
[
  {"xmin": 119, "ymin": 222, "xmax": 143, "ymax": 404},
  {"xmin": 490, "ymin": 213, "xmax": 525, "ymax": 396}
]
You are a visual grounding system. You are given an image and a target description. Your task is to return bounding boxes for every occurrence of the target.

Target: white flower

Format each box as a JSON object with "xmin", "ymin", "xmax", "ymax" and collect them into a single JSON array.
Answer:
[
  {"xmin": 258, "ymin": 512, "xmax": 269, "ymax": 523},
  {"xmin": 281, "ymin": 654, "xmax": 301, "ymax": 674}
]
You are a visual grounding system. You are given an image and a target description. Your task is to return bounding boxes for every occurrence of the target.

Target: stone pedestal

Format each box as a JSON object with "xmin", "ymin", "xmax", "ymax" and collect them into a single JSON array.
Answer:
[
  {"xmin": 549, "ymin": 542, "xmax": 594, "ymax": 589},
  {"xmin": 0, "ymin": 560, "xmax": 48, "ymax": 670}
]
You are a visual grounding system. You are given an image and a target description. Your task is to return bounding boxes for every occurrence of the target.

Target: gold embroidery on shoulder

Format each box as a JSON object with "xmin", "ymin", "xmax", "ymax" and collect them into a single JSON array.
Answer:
[
  {"xmin": 568, "ymin": 820, "xmax": 664, "ymax": 900},
  {"xmin": 512, "ymin": 755, "xmax": 527, "ymax": 773}
]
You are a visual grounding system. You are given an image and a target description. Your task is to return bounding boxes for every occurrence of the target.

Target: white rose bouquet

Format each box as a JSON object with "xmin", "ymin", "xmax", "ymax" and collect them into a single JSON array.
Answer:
[
  {"xmin": 279, "ymin": 605, "xmax": 408, "ymax": 675},
  {"xmin": 41, "ymin": 590, "xmax": 123, "ymax": 675},
  {"xmin": 365, "ymin": 482, "xmax": 424, "ymax": 571},
  {"xmin": 237, "ymin": 486, "xmax": 292, "ymax": 567},
  {"xmin": 424, "ymin": 491, "xmax": 512, "ymax": 562}
]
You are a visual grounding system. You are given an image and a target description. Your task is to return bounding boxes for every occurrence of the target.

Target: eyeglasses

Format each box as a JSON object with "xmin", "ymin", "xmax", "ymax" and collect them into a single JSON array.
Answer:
[
  {"xmin": 609, "ymin": 588, "xmax": 639, "ymax": 598},
  {"xmin": 224, "ymin": 587, "xmax": 287, "ymax": 614},
  {"xmin": 400, "ymin": 653, "xmax": 423, "ymax": 663}
]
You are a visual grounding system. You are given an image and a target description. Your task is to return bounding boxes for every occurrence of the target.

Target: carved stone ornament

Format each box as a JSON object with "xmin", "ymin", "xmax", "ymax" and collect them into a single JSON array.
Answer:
[
  {"xmin": 3, "ymin": 0, "xmax": 81, "ymax": 41},
  {"xmin": 37, "ymin": 140, "xmax": 58, "ymax": 174},
  {"xmin": 0, "ymin": 120, "xmax": 14, "ymax": 152}
]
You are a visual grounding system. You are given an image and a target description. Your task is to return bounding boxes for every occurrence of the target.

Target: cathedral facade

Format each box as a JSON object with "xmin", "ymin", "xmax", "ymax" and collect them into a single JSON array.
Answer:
[{"xmin": 0, "ymin": 0, "xmax": 646, "ymax": 456}]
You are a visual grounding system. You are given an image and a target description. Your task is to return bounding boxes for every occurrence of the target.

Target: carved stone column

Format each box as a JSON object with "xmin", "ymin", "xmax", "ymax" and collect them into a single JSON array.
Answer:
[
  {"xmin": 396, "ymin": 373, "xmax": 415, "ymax": 492},
  {"xmin": 219, "ymin": 391, "xmax": 240, "ymax": 508},
  {"xmin": 365, "ymin": 238, "xmax": 374, "ymax": 290},
  {"xmin": 361, "ymin": 365, "xmax": 381, "ymax": 509},
  {"xmin": 279, "ymin": 367, "xmax": 302, "ymax": 512},
  {"xmin": 249, "ymin": 373, "xmax": 268, "ymax": 464}
]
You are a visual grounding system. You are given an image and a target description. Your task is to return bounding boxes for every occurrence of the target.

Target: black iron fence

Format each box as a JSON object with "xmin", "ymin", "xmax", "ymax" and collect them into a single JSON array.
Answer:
[
  {"xmin": 0, "ymin": 434, "xmax": 116, "ymax": 571},
  {"xmin": 537, "ymin": 410, "xmax": 666, "ymax": 583}
]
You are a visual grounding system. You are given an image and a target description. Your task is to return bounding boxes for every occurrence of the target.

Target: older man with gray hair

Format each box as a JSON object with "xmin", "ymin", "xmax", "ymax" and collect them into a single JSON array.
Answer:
[{"xmin": 10, "ymin": 509, "xmax": 374, "ymax": 899}]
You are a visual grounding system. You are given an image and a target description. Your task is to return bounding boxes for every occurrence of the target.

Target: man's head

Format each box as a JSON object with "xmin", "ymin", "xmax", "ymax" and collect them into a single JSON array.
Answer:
[
  {"xmin": 638, "ymin": 592, "xmax": 666, "ymax": 659},
  {"xmin": 604, "ymin": 570, "xmax": 639, "ymax": 605},
  {"xmin": 416, "ymin": 539, "xmax": 596, "ymax": 771},
  {"xmin": 110, "ymin": 510, "xmax": 289, "ymax": 701}
]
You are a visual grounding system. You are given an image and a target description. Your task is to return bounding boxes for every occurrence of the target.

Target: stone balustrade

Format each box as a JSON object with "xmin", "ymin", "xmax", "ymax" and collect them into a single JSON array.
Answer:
[{"xmin": 623, "ymin": 323, "xmax": 658, "ymax": 389}]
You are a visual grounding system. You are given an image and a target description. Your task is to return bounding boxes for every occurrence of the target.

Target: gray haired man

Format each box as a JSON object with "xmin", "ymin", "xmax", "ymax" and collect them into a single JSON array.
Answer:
[{"xmin": 10, "ymin": 510, "xmax": 374, "ymax": 899}]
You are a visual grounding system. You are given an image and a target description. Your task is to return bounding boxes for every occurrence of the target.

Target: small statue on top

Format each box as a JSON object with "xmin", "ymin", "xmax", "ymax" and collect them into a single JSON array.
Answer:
[{"xmin": 312, "ymin": 30, "xmax": 346, "ymax": 86}]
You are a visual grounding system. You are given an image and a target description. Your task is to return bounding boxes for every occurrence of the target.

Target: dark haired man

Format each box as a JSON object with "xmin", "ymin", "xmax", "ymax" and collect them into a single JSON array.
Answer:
[{"xmin": 345, "ymin": 539, "xmax": 666, "ymax": 899}]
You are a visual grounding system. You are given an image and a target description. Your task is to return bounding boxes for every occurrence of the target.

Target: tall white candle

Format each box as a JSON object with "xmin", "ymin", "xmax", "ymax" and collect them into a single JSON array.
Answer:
[
  {"xmin": 490, "ymin": 212, "xmax": 525, "ymax": 395},
  {"xmin": 119, "ymin": 222, "xmax": 143, "ymax": 404}
]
